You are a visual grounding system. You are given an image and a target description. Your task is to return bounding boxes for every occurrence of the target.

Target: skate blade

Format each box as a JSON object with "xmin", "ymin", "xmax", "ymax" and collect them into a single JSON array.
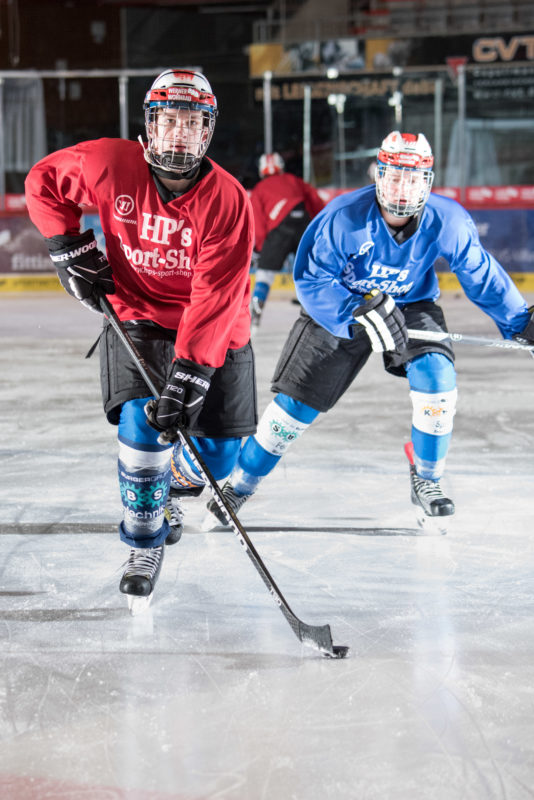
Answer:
[
  {"xmin": 127, "ymin": 593, "xmax": 154, "ymax": 616},
  {"xmin": 414, "ymin": 507, "xmax": 449, "ymax": 536}
]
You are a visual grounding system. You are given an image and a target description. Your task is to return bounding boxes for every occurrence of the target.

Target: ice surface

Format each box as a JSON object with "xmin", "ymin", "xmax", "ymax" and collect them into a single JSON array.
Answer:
[{"xmin": 1, "ymin": 290, "xmax": 534, "ymax": 799}]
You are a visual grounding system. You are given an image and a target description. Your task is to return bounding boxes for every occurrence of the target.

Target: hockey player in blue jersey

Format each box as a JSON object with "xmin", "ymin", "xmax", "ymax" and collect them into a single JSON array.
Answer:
[{"xmin": 194, "ymin": 130, "xmax": 534, "ymax": 534}]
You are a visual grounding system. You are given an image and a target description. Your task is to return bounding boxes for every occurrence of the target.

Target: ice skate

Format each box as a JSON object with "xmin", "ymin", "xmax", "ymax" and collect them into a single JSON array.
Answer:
[
  {"xmin": 250, "ymin": 296, "xmax": 264, "ymax": 328},
  {"xmin": 202, "ymin": 481, "xmax": 250, "ymax": 531},
  {"xmin": 164, "ymin": 488, "xmax": 185, "ymax": 545},
  {"xmin": 120, "ymin": 544, "xmax": 164, "ymax": 615},
  {"xmin": 404, "ymin": 443, "xmax": 454, "ymax": 535}
]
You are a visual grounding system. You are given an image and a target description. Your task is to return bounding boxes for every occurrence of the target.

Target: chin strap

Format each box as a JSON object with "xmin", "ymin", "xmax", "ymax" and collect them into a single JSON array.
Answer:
[
  {"xmin": 137, "ymin": 136, "xmax": 199, "ymax": 181},
  {"xmin": 138, "ymin": 135, "xmax": 150, "ymax": 163},
  {"xmin": 153, "ymin": 164, "xmax": 199, "ymax": 181}
]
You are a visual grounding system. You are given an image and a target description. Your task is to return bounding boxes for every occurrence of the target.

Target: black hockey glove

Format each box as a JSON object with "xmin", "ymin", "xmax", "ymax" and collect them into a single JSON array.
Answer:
[
  {"xmin": 513, "ymin": 306, "xmax": 534, "ymax": 345},
  {"xmin": 46, "ymin": 229, "xmax": 115, "ymax": 313},
  {"xmin": 145, "ymin": 358, "xmax": 215, "ymax": 443},
  {"xmin": 353, "ymin": 290, "xmax": 408, "ymax": 353}
]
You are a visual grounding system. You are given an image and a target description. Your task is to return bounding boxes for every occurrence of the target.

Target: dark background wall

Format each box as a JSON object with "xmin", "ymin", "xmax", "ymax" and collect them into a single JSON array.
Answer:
[
  {"xmin": 124, "ymin": 6, "xmax": 265, "ymax": 183},
  {"xmin": 0, "ymin": 0, "xmax": 266, "ymax": 186}
]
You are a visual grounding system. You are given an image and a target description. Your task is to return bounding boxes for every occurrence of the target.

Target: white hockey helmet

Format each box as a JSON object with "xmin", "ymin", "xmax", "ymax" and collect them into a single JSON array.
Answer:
[
  {"xmin": 142, "ymin": 68, "xmax": 218, "ymax": 175},
  {"xmin": 259, "ymin": 152, "xmax": 285, "ymax": 177},
  {"xmin": 375, "ymin": 131, "xmax": 434, "ymax": 217}
]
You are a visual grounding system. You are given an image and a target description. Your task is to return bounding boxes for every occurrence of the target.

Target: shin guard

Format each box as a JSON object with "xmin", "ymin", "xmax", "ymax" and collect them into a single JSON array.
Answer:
[
  {"xmin": 407, "ymin": 353, "xmax": 457, "ymax": 481},
  {"xmin": 118, "ymin": 442, "xmax": 171, "ymax": 548}
]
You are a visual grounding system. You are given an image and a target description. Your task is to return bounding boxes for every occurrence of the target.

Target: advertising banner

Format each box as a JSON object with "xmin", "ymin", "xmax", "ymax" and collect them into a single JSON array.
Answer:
[
  {"xmin": 2, "ymin": 196, "xmax": 534, "ymax": 283},
  {"xmin": 250, "ymin": 33, "xmax": 534, "ymax": 77}
]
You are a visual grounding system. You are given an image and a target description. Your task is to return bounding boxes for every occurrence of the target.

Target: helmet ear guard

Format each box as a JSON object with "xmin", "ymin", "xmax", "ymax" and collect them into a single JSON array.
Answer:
[
  {"xmin": 142, "ymin": 69, "xmax": 218, "ymax": 176},
  {"xmin": 375, "ymin": 131, "xmax": 434, "ymax": 217}
]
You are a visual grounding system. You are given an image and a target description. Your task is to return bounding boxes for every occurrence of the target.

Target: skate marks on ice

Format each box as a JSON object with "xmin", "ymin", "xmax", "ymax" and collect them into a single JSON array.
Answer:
[
  {"xmin": 3, "ymin": 520, "xmax": 445, "ymax": 538},
  {"xmin": 1, "ymin": 522, "xmax": 116, "ymax": 535},
  {"xmin": 197, "ymin": 523, "xmax": 425, "ymax": 536},
  {"xmin": 1, "ymin": 297, "xmax": 534, "ymax": 797},
  {"xmin": 1, "ymin": 521, "xmax": 431, "ymax": 537},
  {"xmin": 0, "ymin": 606, "xmax": 124, "ymax": 622}
]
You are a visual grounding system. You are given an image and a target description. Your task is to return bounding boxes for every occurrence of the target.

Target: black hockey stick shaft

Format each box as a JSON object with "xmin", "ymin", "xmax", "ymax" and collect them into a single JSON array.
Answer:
[{"xmin": 98, "ymin": 294, "xmax": 348, "ymax": 658}]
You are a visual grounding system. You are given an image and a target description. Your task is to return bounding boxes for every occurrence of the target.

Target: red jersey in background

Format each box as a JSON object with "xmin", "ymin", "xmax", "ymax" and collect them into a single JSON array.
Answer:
[{"xmin": 250, "ymin": 172, "xmax": 325, "ymax": 252}]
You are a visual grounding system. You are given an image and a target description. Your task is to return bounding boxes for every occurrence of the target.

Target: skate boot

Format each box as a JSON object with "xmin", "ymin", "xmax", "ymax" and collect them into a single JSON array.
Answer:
[
  {"xmin": 251, "ymin": 297, "xmax": 264, "ymax": 328},
  {"xmin": 202, "ymin": 481, "xmax": 251, "ymax": 531},
  {"xmin": 164, "ymin": 482, "xmax": 205, "ymax": 544},
  {"xmin": 120, "ymin": 544, "xmax": 164, "ymax": 615},
  {"xmin": 405, "ymin": 442, "xmax": 455, "ymax": 535},
  {"xmin": 164, "ymin": 490, "xmax": 184, "ymax": 545}
]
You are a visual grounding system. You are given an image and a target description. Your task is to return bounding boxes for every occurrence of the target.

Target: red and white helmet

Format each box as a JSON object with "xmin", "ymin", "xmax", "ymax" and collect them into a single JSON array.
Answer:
[
  {"xmin": 375, "ymin": 131, "xmax": 434, "ymax": 217},
  {"xmin": 141, "ymin": 69, "xmax": 217, "ymax": 175},
  {"xmin": 259, "ymin": 152, "xmax": 285, "ymax": 177}
]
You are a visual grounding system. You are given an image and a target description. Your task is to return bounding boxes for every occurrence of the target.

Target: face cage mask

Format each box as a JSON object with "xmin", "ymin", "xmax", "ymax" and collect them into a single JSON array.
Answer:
[
  {"xmin": 375, "ymin": 162, "xmax": 434, "ymax": 217},
  {"xmin": 143, "ymin": 104, "xmax": 216, "ymax": 175}
]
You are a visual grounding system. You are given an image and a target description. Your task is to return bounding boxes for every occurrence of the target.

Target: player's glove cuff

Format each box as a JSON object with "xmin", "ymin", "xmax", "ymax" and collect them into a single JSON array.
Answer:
[
  {"xmin": 45, "ymin": 229, "xmax": 115, "ymax": 313},
  {"xmin": 145, "ymin": 358, "xmax": 215, "ymax": 443},
  {"xmin": 353, "ymin": 290, "xmax": 408, "ymax": 353}
]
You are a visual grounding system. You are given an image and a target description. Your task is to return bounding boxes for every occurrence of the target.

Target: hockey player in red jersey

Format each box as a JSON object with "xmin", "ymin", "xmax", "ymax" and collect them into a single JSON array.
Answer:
[
  {"xmin": 249, "ymin": 152, "xmax": 324, "ymax": 327},
  {"xmin": 25, "ymin": 69, "xmax": 257, "ymax": 612}
]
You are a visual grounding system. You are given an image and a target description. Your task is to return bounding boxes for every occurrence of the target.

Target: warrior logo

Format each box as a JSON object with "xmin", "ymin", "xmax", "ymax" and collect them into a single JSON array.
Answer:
[{"xmin": 115, "ymin": 195, "xmax": 135, "ymax": 217}]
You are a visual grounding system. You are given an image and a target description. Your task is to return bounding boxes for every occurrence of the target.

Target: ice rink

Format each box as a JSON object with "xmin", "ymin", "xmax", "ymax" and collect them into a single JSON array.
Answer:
[{"xmin": 1, "ymin": 288, "xmax": 534, "ymax": 799}]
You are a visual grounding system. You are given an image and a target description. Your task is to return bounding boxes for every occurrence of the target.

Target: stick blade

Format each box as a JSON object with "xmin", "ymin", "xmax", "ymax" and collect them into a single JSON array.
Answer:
[{"xmin": 298, "ymin": 621, "xmax": 349, "ymax": 658}]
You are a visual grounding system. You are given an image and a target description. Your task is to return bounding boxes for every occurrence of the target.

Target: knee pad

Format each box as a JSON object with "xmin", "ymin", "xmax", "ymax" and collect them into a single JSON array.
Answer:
[
  {"xmin": 253, "ymin": 270, "xmax": 277, "ymax": 305},
  {"xmin": 255, "ymin": 269, "xmax": 277, "ymax": 288},
  {"xmin": 254, "ymin": 398, "xmax": 314, "ymax": 457},
  {"xmin": 235, "ymin": 395, "xmax": 318, "ymax": 491},
  {"xmin": 410, "ymin": 388, "xmax": 457, "ymax": 437},
  {"xmin": 408, "ymin": 353, "xmax": 457, "ymax": 437}
]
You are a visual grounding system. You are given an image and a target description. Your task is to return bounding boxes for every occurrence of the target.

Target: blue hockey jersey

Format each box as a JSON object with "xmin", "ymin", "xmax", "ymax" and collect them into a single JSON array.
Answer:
[{"xmin": 294, "ymin": 184, "xmax": 529, "ymax": 340}]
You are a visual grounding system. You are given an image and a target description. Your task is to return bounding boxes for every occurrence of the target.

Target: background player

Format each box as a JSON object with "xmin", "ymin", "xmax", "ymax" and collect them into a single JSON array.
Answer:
[
  {"xmin": 202, "ymin": 130, "xmax": 534, "ymax": 534},
  {"xmin": 249, "ymin": 152, "xmax": 325, "ymax": 327},
  {"xmin": 25, "ymin": 69, "xmax": 256, "ymax": 611}
]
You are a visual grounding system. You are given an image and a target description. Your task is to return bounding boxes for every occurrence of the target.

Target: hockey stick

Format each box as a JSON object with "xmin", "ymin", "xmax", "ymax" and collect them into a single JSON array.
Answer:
[
  {"xmin": 407, "ymin": 328, "xmax": 534, "ymax": 355},
  {"xmin": 98, "ymin": 294, "xmax": 348, "ymax": 659}
]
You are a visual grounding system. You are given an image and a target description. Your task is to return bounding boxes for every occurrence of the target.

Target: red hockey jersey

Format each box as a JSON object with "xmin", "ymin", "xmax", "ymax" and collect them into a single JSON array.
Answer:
[
  {"xmin": 249, "ymin": 172, "xmax": 325, "ymax": 252},
  {"xmin": 25, "ymin": 138, "xmax": 254, "ymax": 368}
]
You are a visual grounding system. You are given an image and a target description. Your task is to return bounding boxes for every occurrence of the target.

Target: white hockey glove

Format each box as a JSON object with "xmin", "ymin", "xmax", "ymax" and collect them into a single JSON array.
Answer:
[
  {"xmin": 513, "ymin": 306, "xmax": 534, "ymax": 345},
  {"xmin": 145, "ymin": 358, "xmax": 215, "ymax": 443},
  {"xmin": 353, "ymin": 290, "xmax": 408, "ymax": 353},
  {"xmin": 46, "ymin": 229, "xmax": 115, "ymax": 313}
]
